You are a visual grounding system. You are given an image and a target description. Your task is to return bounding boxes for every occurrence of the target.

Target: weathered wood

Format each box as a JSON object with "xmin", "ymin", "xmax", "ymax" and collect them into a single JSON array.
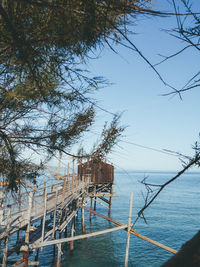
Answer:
[
  {"xmin": 56, "ymin": 243, "xmax": 62, "ymax": 267},
  {"xmin": 2, "ymin": 207, "xmax": 11, "ymax": 267},
  {"xmin": 80, "ymin": 205, "xmax": 178, "ymax": 254},
  {"xmin": 125, "ymin": 192, "xmax": 133, "ymax": 267},
  {"xmin": 12, "ymin": 260, "xmax": 39, "ymax": 266},
  {"xmin": 58, "ymin": 210, "xmax": 77, "ymax": 232},
  {"xmin": 81, "ymin": 196, "xmax": 86, "ymax": 234},
  {"xmin": 23, "ymin": 192, "xmax": 33, "ymax": 267},
  {"xmin": 70, "ymin": 217, "xmax": 75, "ymax": 252},
  {"xmin": 94, "ymin": 185, "xmax": 97, "ymax": 211},
  {"xmin": 33, "ymin": 224, "xmax": 128, "ymax": 248},
  {"xmin": 108, "ymin": 185, "xmax": 112, "ymax": 217},
  {"xmin": 62, "ymin": 175, "xmax": 66, "ymax": 204},
  {"xmin": 89, "ymin": 197, "xmax": 93, "ymax": 221},
  {"xmin": 93, "ymin": 198, "xmax": 109, "ymax": 209},
  {"xmin": 41, "ymin": 184, "xmax": 47, "ymax": 249}
]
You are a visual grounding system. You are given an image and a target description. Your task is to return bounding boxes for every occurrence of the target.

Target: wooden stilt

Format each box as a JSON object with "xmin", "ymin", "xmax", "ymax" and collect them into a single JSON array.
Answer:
[
  {"xmin": 89, "ymin": 197, "xmax": 93, "ymax": 222},
  {"xmin": 94, "ymin": 197, "xmax": 97, "ymax": 211},
  {"xmin": 34, "ymin": 248, "xmax": 40, "ymax": 262},
  {"xmin": 70, "ymin": 217, "xmax": 75, "ymax": 252},
  {"xmin": 2, "ymin": 207, "xmax": 11, "ymax": 267},
  {"xmin": 94, "ymin": 185, "xmax": 97, "ymax": 211},
  {"xmin": 82, "ymin": 196, "xmax": 86, "ymax": 234},
  {"xmin": 59, "ymin": 231, "xmax": 62, "ymax": 239},
  {"xmin": 125, "ymin": 192, "xmax": 133, "ymax": 267},
  {"xmin": 64, "ymin": 226, "xmax": 67, "ymax": 238},
  {"xmin": 22, "ymin": 192, "xmax": 33, "ymax": 267},
  {"xmin": 108, "ymin": 185, "xmax": 113, "ymax": 217},
  {"xmin": 56, "ymin": 244, "xmax": 62, "ymax": 267}
]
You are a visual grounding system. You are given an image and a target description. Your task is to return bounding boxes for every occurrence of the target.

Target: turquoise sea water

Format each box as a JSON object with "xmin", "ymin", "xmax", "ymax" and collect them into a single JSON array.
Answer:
[{"xmin": 5, "ymin": 171, "xmax": 200, "ymax": 266}]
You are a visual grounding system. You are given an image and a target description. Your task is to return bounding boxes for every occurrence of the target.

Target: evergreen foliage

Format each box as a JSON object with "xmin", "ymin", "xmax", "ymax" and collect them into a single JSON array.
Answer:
[{"xmin": 0, "ymin": 0, "xmax": 149, "ymax": 190}]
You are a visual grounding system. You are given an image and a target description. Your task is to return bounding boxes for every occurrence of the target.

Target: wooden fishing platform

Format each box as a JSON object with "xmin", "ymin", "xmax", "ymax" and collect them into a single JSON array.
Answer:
[{"xmin": 0, "ymin": 159, "xmax": 178, "ymax": 266}]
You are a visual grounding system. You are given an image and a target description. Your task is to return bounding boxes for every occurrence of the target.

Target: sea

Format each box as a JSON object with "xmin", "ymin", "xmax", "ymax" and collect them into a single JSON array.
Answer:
[{"xmin": 4, "ymin": 170, "xmax": 200, "ymax": 266}]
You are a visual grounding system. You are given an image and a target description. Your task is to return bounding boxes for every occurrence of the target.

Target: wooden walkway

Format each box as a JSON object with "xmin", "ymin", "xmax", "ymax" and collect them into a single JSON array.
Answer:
[
  {"xmin": 0, "ymin": 179, "xmax": 87, "ymax": 238},
  {"xmin": 0, "ymin": 168, "xmax": 178, "ymax": 267},
  {"xmin": 0, "ymin": 172, "xmax": 92, "ymax": 266}
]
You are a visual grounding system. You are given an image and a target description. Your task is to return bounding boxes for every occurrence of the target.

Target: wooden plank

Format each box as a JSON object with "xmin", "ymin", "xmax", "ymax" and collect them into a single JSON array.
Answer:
[{"xmin": 32, "ymin": 224, "xmax": 128, "ymax": 248}]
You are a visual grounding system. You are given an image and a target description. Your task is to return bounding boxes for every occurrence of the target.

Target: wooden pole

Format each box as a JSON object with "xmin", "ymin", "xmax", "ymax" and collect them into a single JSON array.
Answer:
[
  {"xmin": 2, "ymin": 207, "xmax": 11, "ymax": 267},
  {"xmin": 56, "ymin": 243, "xmax": 62, "ymax": 267},
  {"xmin": 52, "ymin": 179, "xmax": 59, "ymax": 239},
  {"xmin": 34, "ymin": 248, "xmax": 40, "ymax": 262},
  {"xmin": 23, "ymin": 191, "xmax": 33, "ymax": 267},
  {"xmin": 70, "ymin": 217, "xmax": 75, "ymax": 252},
  {"xmin": 82, "ymin": 196, "xmax": 86, "ymax": 234},
  {"xmin": 125, "ymin": 192, "xmax": 133, "ymax": 267},
  {"xmin": 75, "ymin": 174, "xmax": 77, "ymax": 192},
  {"xmin": 94, "ymin": 185, "xmax": 97, "ymax": 211},
  {"xmin": 89, "ymin": 197, "xmax": 93, "ymax": 222},
  {"xmin": 62, "ymin": 175, "xmax": 66, "ymax": 204},
  {"xmin": 33, "ymin": 224, "xmax": 128, "ymax": 248},
  {"xmin": 72, "ymin": 157, "xmax": 75, "ymax": 194},
  {"xmin": 41, "ymin": 183, "xmax": 47, "ymax": 251},
  {"xmin": 108, "ymin": 184, "xmax": 112, "ymax": 217}
]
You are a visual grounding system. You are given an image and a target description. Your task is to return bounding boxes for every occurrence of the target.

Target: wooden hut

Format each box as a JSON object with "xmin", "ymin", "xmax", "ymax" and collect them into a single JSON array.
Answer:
[{"xmin": 78, "ymin": 159, "xmax": 114, "ymax": 184}]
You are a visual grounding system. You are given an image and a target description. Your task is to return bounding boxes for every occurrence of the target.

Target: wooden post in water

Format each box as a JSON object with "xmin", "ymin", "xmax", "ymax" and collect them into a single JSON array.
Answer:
[
  {"xmin": 125, "ymin": 192, "xmax": 133, "ymax": 267},
  {"xmin": 82, "ymin": 195, "xmax": 86, "ymax": 234},
  {"xmin": 2, "ymin": 207, "xmax": 11, "ymax": 267},
  {"xmin": 41, "ymin": 182, "xmax": 47, "ymax": 251},
  {"xmin": 56, "ymin": 243, "xmax": 62, "ymax": 267},
  {"xmin": 94, "ymin": 185, "xmax": 97, "ymax": 211},
  {"xmin": 22, "ymin": 191, "xmax": 33, "ymax": 267},
  {"xmin": 70, "ymin": 217, "xmax": 75, "ymax": 252},
  {"xmin": 108, "ymin": 185, "xmax": 113, "ymax": 217},
  {"xmin": 34, "ymin": 248, "xmax": 40, "ymax": 263},
  {"xmin": 89, "ymin": 197, "xmax": 93, "ymax": 222}
]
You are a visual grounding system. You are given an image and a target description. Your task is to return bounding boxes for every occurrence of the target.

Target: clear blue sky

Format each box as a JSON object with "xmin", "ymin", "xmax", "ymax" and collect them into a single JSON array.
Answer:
[{"xmin": 82, "ymin": 0, "xmax": 200, "ymax": 171}]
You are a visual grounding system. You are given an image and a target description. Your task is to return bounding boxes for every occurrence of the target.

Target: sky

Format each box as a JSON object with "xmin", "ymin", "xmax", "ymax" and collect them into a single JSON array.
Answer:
[{"xmin": 78, "ymin": 0, "xmax": 200, "ymax": 172}]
